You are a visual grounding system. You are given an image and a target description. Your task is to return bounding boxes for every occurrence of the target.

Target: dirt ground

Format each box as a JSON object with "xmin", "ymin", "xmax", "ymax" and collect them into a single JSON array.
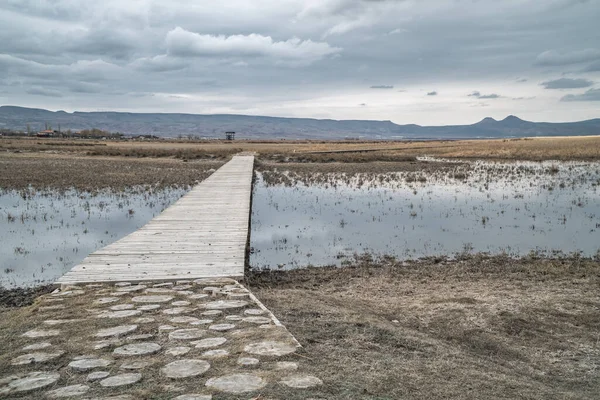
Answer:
[{"xmin": 248, "ymin": 254, "xmax": 600, "ymax": 399}]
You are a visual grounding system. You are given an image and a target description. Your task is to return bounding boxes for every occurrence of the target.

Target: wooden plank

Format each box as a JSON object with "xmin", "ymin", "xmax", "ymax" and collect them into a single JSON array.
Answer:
[{"xmin": 56, "ymin": 155, "xmax": 254, "ymax": 284}]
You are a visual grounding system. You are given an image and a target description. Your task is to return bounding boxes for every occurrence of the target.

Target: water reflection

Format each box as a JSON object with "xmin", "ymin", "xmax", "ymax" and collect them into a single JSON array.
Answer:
[
  {"xmin": 0, "ymin": 187, "xmax": 187, "ymax": 287},
  {"xmin": 250, "ymin": 160, "xmax": 600, "ymax": 269}
]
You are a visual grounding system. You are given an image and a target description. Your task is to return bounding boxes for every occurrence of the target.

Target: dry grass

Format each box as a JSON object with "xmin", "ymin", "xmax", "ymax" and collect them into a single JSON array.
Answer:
[
  {"xmin": 0, "ymin": 153, "xmax": 224, "ymax": 191},
  {"xmin": 3, "ymin": 136, "xmax": 600, "ymax": 163},
  {"xmin": 248, "ymin": 254, "xmax": 600, "ymax": 399}
]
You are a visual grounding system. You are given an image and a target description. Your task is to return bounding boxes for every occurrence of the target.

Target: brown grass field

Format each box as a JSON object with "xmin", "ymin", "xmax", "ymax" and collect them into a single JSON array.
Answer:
[
  {"xmin": 249, "ymin": 254, "xmax": 600, "ymax": 399},
  {"xmin": 2, "ymin": 135, "xmax": 600, "ymax": 163}
]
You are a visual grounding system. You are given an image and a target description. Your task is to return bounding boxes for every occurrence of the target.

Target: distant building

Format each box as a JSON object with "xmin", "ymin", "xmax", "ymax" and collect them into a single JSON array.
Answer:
[
  {"xmin": 225, "ymin": 131, "xmax": 235, "ymax": 140},
  {"xmin": 37, "ymin": 130, "xmax": 56, "ymax": 137}
]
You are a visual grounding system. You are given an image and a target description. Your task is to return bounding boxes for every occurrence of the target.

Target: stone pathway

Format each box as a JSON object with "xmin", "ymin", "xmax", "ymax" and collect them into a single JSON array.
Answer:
[{"xmin": 1, "ymin": 278, "xmax": 323, "ymax": 399}]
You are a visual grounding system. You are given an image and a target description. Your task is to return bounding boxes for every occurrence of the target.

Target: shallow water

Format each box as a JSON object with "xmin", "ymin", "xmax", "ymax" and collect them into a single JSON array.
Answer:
[
  {"xmin": 250, "ymin": 160, "xmax": 600, "ymax": 270},
  {"xmin": 0, "ymin": 187, "xmax": 187, "ymax": 287}
]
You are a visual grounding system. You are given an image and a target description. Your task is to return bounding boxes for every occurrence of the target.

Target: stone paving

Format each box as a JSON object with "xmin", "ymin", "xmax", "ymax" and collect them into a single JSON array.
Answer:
[{"xmin": 1, "ymin": 278, "xmax": 323, "ymax": 399}]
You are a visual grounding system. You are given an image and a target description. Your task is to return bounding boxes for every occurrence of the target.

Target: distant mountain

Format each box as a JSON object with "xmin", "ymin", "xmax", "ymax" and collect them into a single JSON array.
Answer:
[{"xmin": 1, "ymin": 105, "xmax": 599, "ymax": 139}]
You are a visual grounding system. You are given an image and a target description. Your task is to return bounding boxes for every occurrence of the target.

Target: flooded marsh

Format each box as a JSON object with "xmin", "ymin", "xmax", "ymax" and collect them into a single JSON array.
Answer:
[
  {"xmin": 0, "ymin": 187, "xmax": 187, "ymax": 287},
  {"xmin": 250, "ymin": 159, "xmax": 600, "ymax": 270}
]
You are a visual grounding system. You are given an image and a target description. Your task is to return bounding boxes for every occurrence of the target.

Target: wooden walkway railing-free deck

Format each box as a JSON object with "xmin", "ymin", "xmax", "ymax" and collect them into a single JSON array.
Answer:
[{"xmin": 56, "ymin": 155, "xmax": 254, "ymax": 284}]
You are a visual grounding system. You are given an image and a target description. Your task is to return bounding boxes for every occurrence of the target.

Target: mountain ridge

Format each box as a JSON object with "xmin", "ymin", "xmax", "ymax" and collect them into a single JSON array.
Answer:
[{"xmin": 1, "ymin": 105, "xmax": 599, "ymax": 139}]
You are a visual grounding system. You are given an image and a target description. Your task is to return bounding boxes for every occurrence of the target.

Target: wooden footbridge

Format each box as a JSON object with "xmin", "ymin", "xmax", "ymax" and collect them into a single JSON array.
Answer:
[{"xmin": 57, "ymin": 155, "xmax": 254, "ymax": 284}]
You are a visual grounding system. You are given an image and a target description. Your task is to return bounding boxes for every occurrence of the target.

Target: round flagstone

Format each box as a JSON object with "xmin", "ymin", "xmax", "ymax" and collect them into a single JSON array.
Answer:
[
  {"xmin": 96, "ymin": 325, "xmax": 137, "ymax": 338},
  {"xmin": 11, "ymin": 351, "xmax": 64, "ymax": 365},
  {"xmin": 69, "ymin": 358, "xmax": 112, "ymax": 371},
  {"xmin": 132, "ymin": 295, "xmax": 173, "ymax": 303},
  {"xmin": 203, "ymin": 300, "xmax": 248, "ymax": 310},
  {"xmin": 110, "ymin": 304, "xmax": 135, "ymax": 311},
  {"xmin": 225, "ymin": 315, "xmax": 243, "ymax": 321},
  {"xmin": 120, "ymin": 360, "xmax": 155, "ymax": 370},
  {"xmin": 44, "ymin": 318, "xmax": 83, "ymax": 326},
  {"xmin": 242, "ymin": 316, "xmax": 272, "ymax": 324},
  {"xmin": 22, "ymin": 342, "xmax": 52, "ymax": 351},
  {"xmin": 144, "ymin": 288, "xmax": 174, "ymax": 294},
  {"xmin": 99, "ymin": 373, "xmax": 142, "ymax": 387},
  {"xmin": 171, "ymin": 300, "xmax": 191, "ymax": 306},
  {"xmin": 115, "ymin": 282, "xmax": 132, "ymax": 287},
  {"xmin": 165, "ymin": 346, "xmax": 190, "ymax": 356},
  {"xmin": 192, "ymin": 337, "xmax": 227, "ymax": 349},
  {"xmin": 205, "ymin": 373, "xmax": 266, "ymax": 394},
  {"xmin": 169, "ymin": 316, "xmax": 200, "ymax": 324},
  {"xmin": 98, "ymin": 310, "xmax": 142, "ymax": 319},
  {"xmin": 201, "ymin": 310, "xmax": 222, "ymax": 316},
  {"xmin": 169, "ymin": 328, "xmax": 205, "ymax": 340},
  {"xmin": 115, "ymin": 285, "xmax": 147, "ymax": 292},
  {"xmin": 93, "ymin": 339, "xmax": 122, "ymax": 350},
  {"xmin": 202, "ymin": 286, "xmax": 219, "ymax": 293},
  {"xmin": 208, "ymin": 323, "xmax": 235, "ymax": 332},
  {"xmin": 201, "ymin": 349, "xmax": 229, "ymax": 359},
  {"xmin": 244, "ymin": 309, "xmax": 265, "ymax": 316},
  {"xmin": 163, "ymin": 307, "xmax": 195, "ymax": 315},
  {"xmin": 0, "ymin": 371, "xmax": 60, "ymax": 394},
  {"xmin": 172, "ymin": 284, "xmax": 193, "ymax": 291},
  {"xmin": 137, "ymin": 304, "xmax": 161, "ymax": 311},
  {"xmin": 244, "ymin": 341, "xmax": 297, "ymax": 357},
  {"xmin": 22, "ymin": 329, "xmax": 60, "ymax": 338},
  {"xmin": 94, "ymin": 297, "xmax": 119, "ymax": 305},
  {"xmin": 87, "ymin": 371, "xmax": 110, "ymax": 381},
  {"xmin": 46, "ymin": 384, "xmax": 89, "ymax": 398},
  {"xmin": 161, "ymin": 359, "xmax": 210, "ymax": 378},
  {"xmin": 173, "ymin": 395, "xmax": 212, "ymax": 400},
  {"xmin": 275, "ymin": 361, "xmax": 299, "ymax": 371},
  {"xmin": 113, "ymin": 342, "xmax": 161, "ymax": 356},
  {"xmin": 194, "ymin": 278, "xmax": 236, "ymax": 285},
  {"xmin": 126, "ymin": 334, "xmax": 154, "ymax": 341},
  {"xmin": 159, "ymin": 325, "xmax": 176, "ymax": 331},
  {"xmin": 190, "ymin": 319, "xmax": 213, "ymax": 326},
  {"xmin": 237, "ymin": 357, "xmax": 259, "ymax": 366},
  {"xmin": 280, "ymin": 374, "xmax": 323, "ymax": 388},
  {"xmin": 188, "ymin": 294, "xmax": 209, "ymax": 300},
  {"xmin": 133, "ymin": 317, "xmax": 155, "ymax": 324}
]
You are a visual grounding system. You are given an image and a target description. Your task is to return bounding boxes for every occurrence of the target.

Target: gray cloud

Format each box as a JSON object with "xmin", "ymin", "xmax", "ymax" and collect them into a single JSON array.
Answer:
[
  {"xmin": 540, "ymin": 78, "xmax": 594, "ymax": 89},
  {"xmin": 26, "ymin": 87, "xmax": 63, "ymax": 97},
  {"xmin": 535, "ymin": 48, "xmax": 600, "ymax": 66},
  {"xmin": 427, "ymin": 91, "xmax": 437, "ymax": 96},
  {"xmin": 468, "ymin": 91, "xmax": 501, "ymax": 99},
  {"xmin": 0, "ymin": 0, "xmax": 599, "ymax": 124},
  {"xmin": 561, "ymin": 88, "xmax": 600, "ymax": 102},
  {"xmin": 584, "ymin": 60, "xmax": 600, "ymax": 72},
  {"xmin": 370, "ymin": 85, "xmax": 394, "ymax": 89}
]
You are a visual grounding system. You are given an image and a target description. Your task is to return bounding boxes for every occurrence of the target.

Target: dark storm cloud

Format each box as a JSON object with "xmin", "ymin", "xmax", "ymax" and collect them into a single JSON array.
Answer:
[
  {"xmin": 540, "ymin": 78, "xmax": 594, "ymax": 89},
  {"xmin": 561, "ymin": 88, "xmax": 600, "ymax": 101}
]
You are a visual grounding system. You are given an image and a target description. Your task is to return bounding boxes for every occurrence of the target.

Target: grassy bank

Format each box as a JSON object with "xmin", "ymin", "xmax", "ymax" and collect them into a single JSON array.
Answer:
[{"xmin": 248, "ymin": 254, "xmax": 600, "ymax": 399}]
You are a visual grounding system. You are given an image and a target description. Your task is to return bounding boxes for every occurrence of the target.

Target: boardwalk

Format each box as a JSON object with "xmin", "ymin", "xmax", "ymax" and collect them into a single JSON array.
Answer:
[{"xmin": 57, "ymin": 155, "xmax": 254, "ymax": 284}]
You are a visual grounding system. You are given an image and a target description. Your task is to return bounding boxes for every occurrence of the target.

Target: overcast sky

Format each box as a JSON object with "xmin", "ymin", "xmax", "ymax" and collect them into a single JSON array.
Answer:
[{"xmin": 1, "ymin": 0, "xmax": 599, "ymax": 125}]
